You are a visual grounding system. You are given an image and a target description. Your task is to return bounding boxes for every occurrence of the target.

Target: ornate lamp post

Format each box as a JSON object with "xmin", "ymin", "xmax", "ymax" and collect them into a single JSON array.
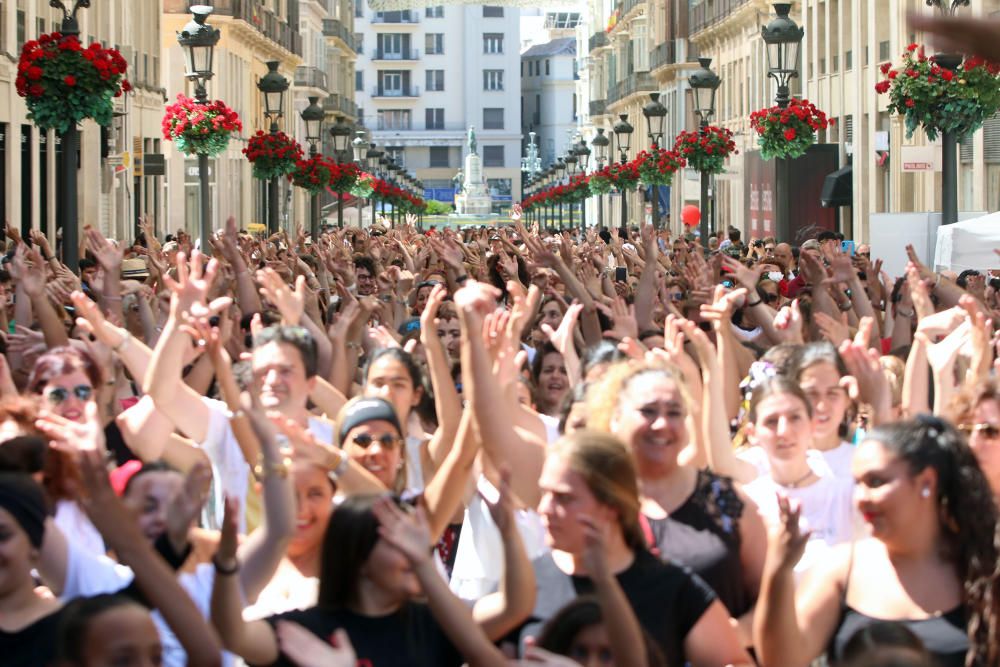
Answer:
[
  {"xmin": 642, "ymin": 93, "xmax": 668, "ymax": 230},
  {"xmin": 177, "ymin": 4, "xmax": 221, "ymax": 250},
  {"xmin": 689, "ymin": 58, "xmax": 721, "ymax": 244},
  {"xmin": 613, "ymin": 114, "xmax": 634, "ymax": 238},
  {"xmin": 329, "ymin": 115, "xmax": 353, "ymax": 229},
  {"xmin": 564, "ymin": 150, "xmax": 579, "ymax": 229},
  {"xmin": 762, "ymin": 3, "xmax": 803, "ymax": 243},
  {"xmin": 352, "ymin": 131, "xmax": 369, "ymax": 230},
  {"xmin": 257, "ymin": 61, "xmax": 289, "ymax": 235},
  {"xmin": 300, "ymin": 96, "xmax": 324, "ymax": 239},
  {"xmin": 575, "ymin": 137, "xmax": 591, "ymax": 229},
  {"xmin": 554, "ymin": 158, "xmax": 566, "ymax": 229},
  {"xmin": 365, "ymin": 142, "xmax": 382, "ymax": 228},
  {"xmin": 592, "ymin": 128, "xmax": 610, "ymax": 231}
]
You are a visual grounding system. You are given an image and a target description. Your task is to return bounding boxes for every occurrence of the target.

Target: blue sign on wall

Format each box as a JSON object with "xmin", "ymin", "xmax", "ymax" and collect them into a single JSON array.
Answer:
[{"xmin": 424, "ymin": 188, "xmax": 456, "ymax": 202}]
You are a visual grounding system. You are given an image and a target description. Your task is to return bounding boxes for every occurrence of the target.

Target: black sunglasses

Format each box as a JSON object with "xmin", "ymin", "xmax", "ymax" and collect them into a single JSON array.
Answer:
[
  {"xmin": 351, "ymin": 433, "xmax": 400, "ymax": 449},
  {"xmin": 44, "ymin": 384, "xmax": 93, "ymax": 405}
]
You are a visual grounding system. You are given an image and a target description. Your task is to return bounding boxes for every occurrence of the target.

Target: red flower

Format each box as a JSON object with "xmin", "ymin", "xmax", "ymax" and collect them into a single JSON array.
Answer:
[
  {"xmin": 907, "ymin": 43, "xmax": 918, "ymax": 51},
  {"xmin": 905, "ymin": 98, "xmax": 915, "ymax": 108},
  {"xmin": 941, "ymin": 69, "xmax": 954, "ymax": 82},
  {"xmin": 880, "ymin": 62, "xmax": 891, "ymax": 75},
  {"xmin": 874, "ymin": 80, "xmax": 891, "ymax": 94},
  {"xmin": 783, "ymin": 128, "xmax": 797, "ymax": 141},
  {"xmin": 64, "ymin": 75, "xmax": 76, "ymax": 87},
  {"xmin": 888, "ymin": 70, "xmax": 898, "ymax": 79},
  {"xmin": 26, "ymin": 66, "xmax": 42, "ymax": 81}
]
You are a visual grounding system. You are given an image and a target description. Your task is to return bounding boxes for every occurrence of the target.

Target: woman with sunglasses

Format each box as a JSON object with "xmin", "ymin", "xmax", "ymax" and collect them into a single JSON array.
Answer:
[
  {"xmin": 25, "ymin": 347, "xmax": 107, "ymax": 556},
  {"xmin": 950, "ymin": 379, "xmax": 1000, "ymax": 496}
]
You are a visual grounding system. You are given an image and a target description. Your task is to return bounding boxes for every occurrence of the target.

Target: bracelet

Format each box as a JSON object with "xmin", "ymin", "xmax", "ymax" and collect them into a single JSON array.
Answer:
[
  {"xmin": 328, "ymin": 450, "xmax": 350, "ymax": 480},
  {"xmin": 896, "ymin": 307, "xmax": 915, "ymax": 318},
  {"xmin": 212, "ymin": 556, "xmax": 239, "ymax": 576},
  {"xmin": 346, "ymin": 341, "xmax": 362, "ymax": 350},
  {"xmin": 252, "ymin": 456, "xmax": 292, "ymax": 481},
  {"xmin": 228, "ymin": 409, "xmax": 246, "ymax": 420},
  {"xmin": 745, "ymin": 297, "xmax": 762, "ymax": 308},
  {"xmin": 455, "ymin": 274, "xmax": 469, "ymax": 284},
  {"xmin": 112, "ymin": 332, "xmax": 132, "ymax": 353}
]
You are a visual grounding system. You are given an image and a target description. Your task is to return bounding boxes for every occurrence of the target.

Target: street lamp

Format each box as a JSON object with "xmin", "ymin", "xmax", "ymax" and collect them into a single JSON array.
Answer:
[
  {"xmin": 177, "ymin": 5, "xmax": 221, "ymax": 251},
  {"xmin": 762, "ymin": 3, "xmax": 803, "ymax": 244},
  {"xmin": 575, "ymin": 138, "xmax": 591, "ymax": 229},
  {"xmin": 329, "ymin": 115, "xmax": 353, "ymax": 229},
  {"xmin": 257, "ymin": 61, "xmax": 289, "ymax": 235},
  {"xmin": 52, "ymin": 0, "xmax": 98, "ymax": 268},
  {"xmin": 300, "ymin": 96, "xmax": 324, "ymax": 240},
  {"xmin": 761, "ymin": 3, "xmax": 803, "ymax": 110},
  {"xmin": 643, "ymin": 93, "xmax": 668, "ymax": 230},
  {"xmin": 592, "ymin": 129, "xmax": 610, "ymax": 231},
  {"xmin": 689, "ymin": 57, "xmax": 721, "ymax": 245},
  {"xmin": 564, "ymin": 150, "xmax": 578, "ymax": 229},
  {"xmin": 365, "ymin": 142, "xmax": 382, "ymax": 228},
  {"xmin": 555, "ymin": 158, "xmax": 567, "ymax": 229},
  {"xmin": 613, "ymin": 114, "xmax": 634, "ymax": 237}
]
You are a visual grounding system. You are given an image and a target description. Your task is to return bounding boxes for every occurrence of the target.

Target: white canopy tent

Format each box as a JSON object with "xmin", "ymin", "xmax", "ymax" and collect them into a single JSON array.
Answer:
[{"xmin": 933, "ymin": 212, "xmax": 1000, "ymax": 272}]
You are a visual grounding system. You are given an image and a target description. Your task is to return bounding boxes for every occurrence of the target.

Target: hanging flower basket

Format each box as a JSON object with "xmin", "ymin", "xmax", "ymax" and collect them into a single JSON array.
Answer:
[
  {"xmin": 674, "ymin": 126, "xmax": 738, "ymax": 175},
  {"xmin": 291, "ymin": 154, "xmax": 338, "ymax": 195},
  {"xmin": 329, "ymin": 161, "xmax": 361, "ymax": 194},
  {"xmin": 16, "ymin": 32, "xmax": 131, "ymax": 134},
  {"xmin": 243, "ymin": 130, "xmax": 302, "ymax": 180},
  {"xmin": 589, "ymin": 161, "xmax": 640, "ymax": 195},
  {"xmin": 162, "ymin": 94, "xmax": 243, "ymax": 157},
  {"xmin": 635, "ymin": 147, "xmax": 686, "ymax": 187},
  {"xmin": 749, "ymin": 98, "xmax": 833, "ymax": 160},
  {"xmin": 350, "ymin": 172, "xmax": 377, "ymax": 198},
  {"xmin": 876, "ymin": 44, "xmax": 1000, "ymax": 142}
]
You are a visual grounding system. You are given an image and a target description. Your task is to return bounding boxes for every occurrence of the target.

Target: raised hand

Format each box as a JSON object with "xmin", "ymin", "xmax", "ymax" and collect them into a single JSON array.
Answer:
[
  {"xmin": 579, "ymin": 513, "xmax": 613, "ymax": 580},
  {"xmin": 373, "ymin": 497, "xmax": 433, "ymax": 565},
  {"xmin": 29, "ymin": 229, "xmax": 53, "ymax": 260},
  {"xmin": 773, "ymin": 299, "xmax": 805, "ymax": 344},
  {"xmin": 35, "ymin": 400, "xmax": 106, "ymax": 456},
  {"xmin": 905, "ymin": 244, "xmax": 932, "ymax": 281},
  {"xmin": 597, "ymin": 297, "xmax": 638, "ymax": 341},
  {"xmin": 813, "ymin": 311, "xmax": 850, "ymax": 346},
  {"xmin": 768, "ymin": 494, "xmax": 811, "ymax": 572},
  {"xmin": 71, "ymin": 291, "xmax": 128, "ymax": 348},
  {"xmin": 163, "ymin": 250, "xmax": 224, "ymax": 318},
  {"xmin": 481, "ymin": 468, "xmax": 516, "ymax": 536},
  {"xmin": 276, "ymin": 622, "xmax": 357, "ymax": 667},
  {"xmin": 258, "ymin": 268, "xmax": 306, "ymax": 326},
  {"xmin": 454, "ymin": 280, "xmax": 501, "ymax": 317},
  {"xmin": 85, "ymin": 226, "xmax": 124, "ymax": 272},
  {"xmin": 11, "ymin": 243, "xmax": 45, "ymax": 297},
  {"xmin": 721, "ymin": 255, "xmax": 763, "ymax": 290},
  {"xmin": 541, "ymin": 302, "xmax": 583, "ymax": 359},
  {"xmin": 165, "ymin": 462, "xmax": 212, "ymax": 554},
  {"xmin": 214, "ymin": 496, "xmax": 240, "ymax": 570}
]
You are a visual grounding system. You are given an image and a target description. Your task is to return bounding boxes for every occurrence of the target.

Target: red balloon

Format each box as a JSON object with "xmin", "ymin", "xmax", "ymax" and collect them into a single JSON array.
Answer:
[{"xmin": 681, "ymin": 204, "xmax": 701, "ymax": 227}]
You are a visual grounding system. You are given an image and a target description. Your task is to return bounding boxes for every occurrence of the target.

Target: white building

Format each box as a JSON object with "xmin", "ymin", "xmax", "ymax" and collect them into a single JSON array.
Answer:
[
  {"xmin": 353, "ymin": 4, "xmax": 522, "ymax": 210},
  {"xmin": 522, "ymin": 37, "xmax": 579, "ymax": 167}
]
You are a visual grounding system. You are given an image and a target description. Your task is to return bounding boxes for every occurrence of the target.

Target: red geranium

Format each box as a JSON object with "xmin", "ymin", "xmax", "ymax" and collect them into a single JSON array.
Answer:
[
  {"xmin": 162, "ymin": 94, "xmax": 243, "ymax": 156},
  {"xmin": 243, "ymin": 130, "xmax": 303, "ymax": 180},
  {"xmin": 673, "ymin": 126, "xmax": 737, "ymax": 175},
  {"xmin": 749, "ymin": 97, "xmax": 832, "ymax": 160}
]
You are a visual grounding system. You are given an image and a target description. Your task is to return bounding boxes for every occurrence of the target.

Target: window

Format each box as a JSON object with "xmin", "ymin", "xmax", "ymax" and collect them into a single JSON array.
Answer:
[
  {"xmin": 16, "ymin": 9, "xmax": 25, "ymax": 51},
  {"xmin": 386, "ymin": 146, "xmax": 405, "ymax": 166},
  {"xmin": 482, "ymin": 145, "xmax": 504, "ymax": 167},
  {"xmin": 354, "ymin": 33, "xmax": 363, "ymax": 54},
  {"xmin": 429, "ymin": 146, "xmax": 451, "ymax": 167},
  {"xmin": 483, "ymin": 108, "xmax": 504, "ymax": 129},
  {"xmin": 426, "ymin": 5, "xmax": 443, "ymax": 17},
  {"xmin": 377, "ymin": 110, "xmax": 412, "ymax": 130},
  {"xmin": 483, "ymin": 33, "xmax": 503, "ymax": 54},
  {"xmin": 426, "ymin": 69, "xmax": 445, "ymax": 91},
  {"xmin": 483, "ymin": 69, "xmax": 504, "ymax": 91},
  {"xmin": 380, "ymin": 71, "xmax": 404, "ymax": 94},
  {"xmin": 878, "ymin": 41, "xmax": 891, "ymax": 62},
  {"xmin": 533, "ymin": 94, "xmax": 540, "ymax": 125},
  {"xmin": 545, "ymin": 59, "xmax": 550, "ymax": 75},
  {"xmin": 483, "ymin": 6, "xmax": 504, "ymax": 17},
  {"xmin": 425, "ymin": 108, "xmax": 445, "ymax": 130},
  {"xmin": 355, "ymin": 71, "xmax": 363, "ymax": 91},
  {"xmin": 355, "ymin": 1, "xmax": 363, "ymax": 18},
  {"xmin": 377, "ymin": 33, "xmax": 412, "ymax": 59},
  {"xmin": 425, "ymin": 33, "xmax": 444, "ymax": 55}
]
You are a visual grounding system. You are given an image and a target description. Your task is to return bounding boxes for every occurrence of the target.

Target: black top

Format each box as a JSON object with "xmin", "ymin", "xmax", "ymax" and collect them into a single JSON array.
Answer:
[
  {"xmin": 526, "ymin": 549, "xmax": 717, "ymax": 667},
  {"xmin": 644, "ymin": 469, "xmax": 751, "ymax": 617},
  {"xmin": 258, "ymin": 603, "xmax": 463, "ymax": 667},
  {"xmin": 0, "ymin": 607, "xmax": 67, "ymax": 667},
  {"xmin": 829, "ymin": 606, "xmax": 969, "ymax": 667}
]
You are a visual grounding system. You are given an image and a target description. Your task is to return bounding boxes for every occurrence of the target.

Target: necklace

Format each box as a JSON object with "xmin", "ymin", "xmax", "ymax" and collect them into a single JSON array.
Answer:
[{"xmin": 776, "ymin": 468, "xmax": 815, "ymax": 489}]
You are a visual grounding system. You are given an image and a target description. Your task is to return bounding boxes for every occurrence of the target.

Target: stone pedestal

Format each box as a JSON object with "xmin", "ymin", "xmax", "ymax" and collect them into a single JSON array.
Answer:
[{"xmin": 454, "ymin": 153, "xmax": 493, "ymax": 215}]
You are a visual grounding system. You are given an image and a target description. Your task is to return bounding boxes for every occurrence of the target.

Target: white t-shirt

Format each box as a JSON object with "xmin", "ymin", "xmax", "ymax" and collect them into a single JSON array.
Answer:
[
  {"xmin": 737, "ymin": 446, "xmax": 834, "ymax": 478},
  {"xmin": 820, "ymin": 441, "xmax": 856, "ymax": 480},
  {"xmin": 54, "ymin": 499, "xmax": 105, "ymax": 557},
  {"xmin": 242, "ymin": 559, "xmax": 319, "ymax": 621},
  {"xmin": 744, "ymin": 472, "xmax": 856, "ymax": 575},
  {"xmin": 60, "ymin": 539, "xmax": 232, "ymax": 667}
]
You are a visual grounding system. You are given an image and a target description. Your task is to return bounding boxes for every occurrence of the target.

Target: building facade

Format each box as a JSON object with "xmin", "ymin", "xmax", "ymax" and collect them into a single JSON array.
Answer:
[
  {"xmin": 0, "ymin": 0, "xmax": 165, "ymax": 244},
  {"xmin": 522, "ymin": 37, "xmax": 578, "ymax": 168},
  {"xmin": 353, "ymin": 4, "xmax": 522, "ymax": 211}
]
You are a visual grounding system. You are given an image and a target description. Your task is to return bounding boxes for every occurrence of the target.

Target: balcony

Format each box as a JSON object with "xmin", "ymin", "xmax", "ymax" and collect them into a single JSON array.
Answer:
[
  {"xmin": 608, "ymin": 71, "xmax": 656, "ymax": 105},
  {"xmin": 650, "ymin": 40, "xmax": 678, "ymax": 72},
  {"xmin": 371, "ymin": 86, "xmax": 421, "ymax": 98},
  {"xmin": 323, "ymin": 94, "xmax": 358, "ymax": 118},
  {"xmin": 690, "ymin": 0, "xmax": 750, "ymax": 36},
  {"xmin": 589, "ymin": 31, "xmax": 609, "ymax": 51},
  {"xmin": 615, "ymin": 0, "xmax": 644, "ymax": 21},
  {"xmin": 372, "ymin": 49, "xmax": 421, "ymax": 62},
  {"xmin": 589, "ymin": 99, "xmax": 607, "ymax": 117},
  {"xmin": 165, "ymin": 0, "xmax": 304, "ymax": 56},
  {"xmin": 322, "ymin": 18, "xmax": 356, "ymax": 51},
  {"xmin": 371, "ymin": 11, "xmax": 420, "ymax": 23},
  {"xmin": 294, "ymin": 65, "xmax": 328, "ymax": 92}
]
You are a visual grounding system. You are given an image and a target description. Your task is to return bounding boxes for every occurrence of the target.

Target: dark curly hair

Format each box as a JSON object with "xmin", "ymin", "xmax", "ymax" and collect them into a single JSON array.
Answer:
[{"xmin": 865, "ymin": 416, "xmax": 1000, "ymax": 666}]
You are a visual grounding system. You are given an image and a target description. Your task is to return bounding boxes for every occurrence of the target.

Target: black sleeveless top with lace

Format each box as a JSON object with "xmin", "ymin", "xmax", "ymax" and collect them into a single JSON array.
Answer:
[{"xmin": 642, "ymin": 469, "xmax": 751, "ymax": 617}]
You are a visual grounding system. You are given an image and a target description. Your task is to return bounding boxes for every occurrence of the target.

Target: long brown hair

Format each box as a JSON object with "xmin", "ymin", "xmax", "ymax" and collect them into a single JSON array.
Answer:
[{"xmin": 548, "ymin": 430, "xmax": 646, "ymax": 552}]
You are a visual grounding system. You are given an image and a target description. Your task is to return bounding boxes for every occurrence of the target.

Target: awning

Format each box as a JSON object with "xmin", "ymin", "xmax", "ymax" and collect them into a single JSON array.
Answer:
[{"xmin": 820, "ymin": 165, "xmax": 852, "ymax": 208}]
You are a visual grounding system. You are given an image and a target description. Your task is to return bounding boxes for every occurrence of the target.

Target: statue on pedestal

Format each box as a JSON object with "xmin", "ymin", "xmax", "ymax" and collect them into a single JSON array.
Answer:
[{"xmin": 467, "ymin": 126, "xmax": 477, "ymax": 155}]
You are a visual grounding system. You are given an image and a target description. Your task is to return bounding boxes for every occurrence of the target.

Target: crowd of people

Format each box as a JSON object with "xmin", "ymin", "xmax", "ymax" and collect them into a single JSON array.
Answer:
[{"xmin": 0, "ymin": 198, "xmax": 998, "ymax": 667}]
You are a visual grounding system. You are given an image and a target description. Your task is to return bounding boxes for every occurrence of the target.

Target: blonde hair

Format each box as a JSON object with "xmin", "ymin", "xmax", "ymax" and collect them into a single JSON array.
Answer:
[
  {"xmin": 584, "ymin": 360, "xmax": 692, "ymax": 434},
  {"xmin": 548, "ymin": 430, "xmax": 646, "ymax": 551},
  {"xmin": 879, "ymin": 355, "xmax": 906, "ymax": 409}
]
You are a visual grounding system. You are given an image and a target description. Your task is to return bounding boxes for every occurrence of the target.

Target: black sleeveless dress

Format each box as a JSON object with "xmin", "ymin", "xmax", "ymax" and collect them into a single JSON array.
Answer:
[{"xmin": 642, "ymin": 469, "xmax": 752, "ymax": 617}]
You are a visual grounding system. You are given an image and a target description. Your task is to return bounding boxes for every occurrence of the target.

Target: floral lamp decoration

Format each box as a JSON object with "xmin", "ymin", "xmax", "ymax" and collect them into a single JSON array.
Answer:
[
  {"xmin": 162, "ymin": 94, "xmax": 242, "ymax": 157},
  {"xmin": 16, "ymin": 32, "xmax": 131, "ymax": 134},
  {"xmin": 749, "ymin": 97, "xmax": 833, "ymax": 160},
  {"xmin": 635, "ymin": 147, "xmax": 686, "ymax": 186},
  {"xmin": 875, "ymin": 44, "xmax": 1000, "ymax": 141},
  {"xmin": 350, "ymin": 172, "xmax": 377, "ymax": 199},
  {"xmin": 588, "ymin": 161, "xmax": 641, "ymax": 195},
  {"xmin": 673, "ymin": 126, "xmax": 738, "ymax": 175},
  {"xmin": 291, "ymin": 154, "xmax": 338, "ymax": 196},
  {"xmin": 329, "ymin": 161, "xmax": 362, "ymax": 195},
  {"xmin": 243, "ymin": 130, "xmax": 302, "ymax": 180}
]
